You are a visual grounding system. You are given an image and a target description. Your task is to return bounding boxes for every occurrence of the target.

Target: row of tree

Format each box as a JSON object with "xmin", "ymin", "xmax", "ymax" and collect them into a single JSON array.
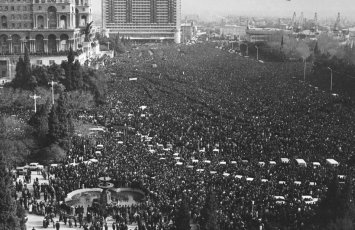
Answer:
[{"xmin": 9, "ymin": 47, "xmax": 107, "ymax": 104}]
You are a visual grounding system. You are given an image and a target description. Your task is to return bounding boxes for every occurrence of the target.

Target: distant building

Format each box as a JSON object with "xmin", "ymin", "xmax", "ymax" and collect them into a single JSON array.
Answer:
[
  {"xmin": 181, "ymin": 21, "xmax": 197, "ymax": 43},
  {"xmin": 102, "ymin": 0, "xmax": 181, "ymax": 43},
  {"xmin": 0, "ymin": 0, "xmax": 95, "ymax": 78},
  {"xmin": 220, "ymin": 25, "xmax": 246, "ymax": 39},
  {"xmin": 246, "ymin": 28, "xmax": 288, "ymax": 43}
]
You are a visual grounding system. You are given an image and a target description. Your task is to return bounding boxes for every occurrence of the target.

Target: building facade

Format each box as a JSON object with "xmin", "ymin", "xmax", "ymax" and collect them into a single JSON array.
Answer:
[
  {"xmin": 102, "ymin": 0, "xmax": 181, "ymax": 43},
  {"xmin": 0, "ymin": 0, "xmax": 92, "ymax": 55},
  {"xmin": 220, "ymin": 25, "xmax": 247, "ymax": 40},
  {"xmin": 0, "ymin": 0, "xmax": 93, "ymax": 78}
]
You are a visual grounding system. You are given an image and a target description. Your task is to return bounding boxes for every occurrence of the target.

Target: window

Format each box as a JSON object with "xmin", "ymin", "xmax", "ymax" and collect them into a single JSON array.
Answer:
[
  {"xmin": 17, "ymin": 6, "xmax": 20, "ymax": 11},
  {"xmin": 11, "ymin": 15, "xmax": 15, "ymax": 20},
  {"xmin": 62, "ymin": 6, "xmax": 65, "ymax": 9},
  {"xmin": 12, "ymin": 23, "xmax": 15, "ymax": 28},
  {"xmin": 23, "ymin": 15, "xmax": 27, "ymax": 19},
  {"xmin": 36, "ymin": 60, "xmax": 42, "ymax": 65},
  {"xmin": 4, "ymin": 6, "xmax": 8, "ymax": 11},
  {"xmin": 0, "ymin": 6, "xmax": 2, "ymax": 10},
  {"xmin": 49, "ymin": 60, "xmax": 55, "ymax": 65},
  {"xmin": 23, "ymin": 6, "xmax": 27, "ymax": 11},
  {"xmin": 17, "ymin": 23, "xmax": 21, "ymax": 28},
  {"xmin": 24, "ymin": 23, "xmax": 27, "ymax": 28},
  {"xmin": 38, "ymin": 6, "xmax": 42, "ymax": 10},
  {"xmin": 11, "ymin": 6, "xmax": 14, "ymax": 11}
]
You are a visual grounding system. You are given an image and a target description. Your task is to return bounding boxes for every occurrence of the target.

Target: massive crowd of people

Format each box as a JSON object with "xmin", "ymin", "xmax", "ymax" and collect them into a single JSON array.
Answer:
[{"xmin": 12, "ymin": 41, "xmax": 355, "ymax": 230}]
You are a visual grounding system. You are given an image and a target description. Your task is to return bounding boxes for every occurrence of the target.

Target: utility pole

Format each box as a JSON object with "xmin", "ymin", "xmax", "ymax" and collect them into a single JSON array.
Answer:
[
  {"xmin": 30, "ymin": 94, "xmax": 41, "ymax": 113},
  {"xmin": 48, "ymin": 80, "xmax": 57, "ymax": 105},
  {"xmin": 328, "ymin": 67, "xmax": 333, "ymax": 91},
  {"xmin": 255, "ymin": 45, "xmax": 259, "ymax": 60}
]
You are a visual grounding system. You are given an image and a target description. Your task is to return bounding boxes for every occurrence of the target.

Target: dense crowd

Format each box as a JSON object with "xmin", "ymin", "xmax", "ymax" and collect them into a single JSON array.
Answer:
[{"xmin": 13, "ymin": 42, "xmax": 355, "ymax": 230}]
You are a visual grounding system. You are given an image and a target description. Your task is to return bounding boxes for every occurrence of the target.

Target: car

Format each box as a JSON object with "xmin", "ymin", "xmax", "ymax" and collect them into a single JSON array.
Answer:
[
  {"xmin": 29, "ymin": 163, "xmax": 44, "ymax": 171},
  {"xmin": 16, "ymin": 166, "xmax": 27, "ymax": 175}
]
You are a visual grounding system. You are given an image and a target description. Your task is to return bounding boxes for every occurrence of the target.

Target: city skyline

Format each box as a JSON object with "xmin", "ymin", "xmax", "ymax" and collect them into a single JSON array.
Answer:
[{"xmin": 92, "ymin": 0, "xmax": 355, "ymax": 21}]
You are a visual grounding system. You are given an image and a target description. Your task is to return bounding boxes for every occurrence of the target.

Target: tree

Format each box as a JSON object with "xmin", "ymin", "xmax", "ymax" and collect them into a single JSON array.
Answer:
[
  {"xmin": 0, "ymin": 154, "xmax": 26, "ymax": 230},
  {"xmin": 48, "ymin": 106, "xmax": 61, "ymax": 143},
  {"xmin": 29, "ymin": 98, "xmax": 52, "ymax": 145},
  {"xmin": 174, "ymin": 197, "xmax": 190, "ymax": 230},
  {"xmin": 200, "ymin": 190, "xmax": 219, "ymax": 230}
]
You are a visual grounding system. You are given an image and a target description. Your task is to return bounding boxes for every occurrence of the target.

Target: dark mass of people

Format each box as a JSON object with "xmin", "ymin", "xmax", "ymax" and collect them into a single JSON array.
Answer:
[{"xmin": 11, "ymin": 42, "xmax": 355, "ymax": 230}]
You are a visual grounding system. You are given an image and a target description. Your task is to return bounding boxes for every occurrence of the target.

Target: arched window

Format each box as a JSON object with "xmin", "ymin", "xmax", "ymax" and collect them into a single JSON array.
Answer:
[
  {"xmin": 0, "ymin": 34, "xmax": 8, "ymax": 54},
  {"xmin": 60, "ymin": 15, "xmax": 67, "ymax": 29},
  {"xmin": 47, "ymin": 6, "xmax": 57, "ymax": 28},
  {"xmin": 48, "ymin": 34, "xmax": 57, "ymax": 53},
  {"xmin": 12, "ymin": 34, "xmax": 21, "ymax": 54},
  {"xmin": 37, "ymin": 15, "xmax": 44, "ymax": 28},
  {"xmin": 60, "ymin": 34, "xmax": 69, "ymax": 51},
  {"xmin": 35, "ymin": 34, "xmax": 44, "ymax": 53}
]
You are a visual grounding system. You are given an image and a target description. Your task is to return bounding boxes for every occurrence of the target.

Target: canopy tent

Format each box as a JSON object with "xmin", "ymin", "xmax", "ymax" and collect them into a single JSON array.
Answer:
[
  {"xmin": 246, "ymin": 177, "xmax": 254, "ymax": 181},
  {"xmin": 203, "ymin": 160, "xmax": 211, "ymax": 164},
  {"xmin": 213, "ymin": 148, "xmax": 220, "ymax": 153},
  {"xmin": 295, "ymin": 159, "xmax": 307, "ymax": 167},
  {"xmin": 326, "ymin": 159, "xmax": 339, "ymax": 166},
  {"xmin": 89, "ymin": 159, "xmax": 98, "ymax": 163},
  {"xmin": 173, "ymin": 153, "xmax": 179, "ymax": 156},
  {"xmin": 281, "ymin": 158, "xmax": 290, "ymax": 164},
  {"xmin": 117, "ymin": 141, "xmax": 124, "ymax": 144},
  {"xmin": 258, "ymin": 162, "xmax": 265, "ymax": 167},
  {"xmin": 50, "ymin": 164, "xmax": 59, "ymax": 167},
  {"xmin": 219, "ymin": 161, "xmax": 226, "ymax": 165},
  {"xmin": 192, "ymin": 159, "xmax": 199, "ymax": 163},
  {"xmin": 210, "ymin": 171, "xmax": 217, "ymax": 174},
  {"xmin": 294, "ymin": 181, "xmax": 301, "ymax": 185},
  {"xmin": 269, "ymin": 161, "xmax": 276, "ymax": 165},
  {"xmin": 139, "ymin": 106, "xmax": 147, "ymax": 110},
  {"xmin": 310, "ymin": 182, "xmax": 316, "ymax": 186},
  {"xmin": 279, "ymin": 181, "xmax": 286, "ymax": 185},
  {"xmin": 242, "ymin": 160, "xmax": 248, "ymax": 164},
  {"xmin": 235, "ymin": 175, "xmax": 243, "ymax": 179},
  {"xmin": 159, "ymin": 158, "xmax": 166, "ymax": 160},
  {"xmin": 174, "ymin": 157, "xmax": 181, "ymax": 160},
  {"xmin": 96, "ymin": 144, "xmax": 104, "ymax": 149},
  {"xmin": 223, "ymin": 172, "xmax": 230, "ymax": 177},
  {"xmin": 230, "ymin": 161, "xmax": 237, "ymax": 164},
  {"xmin": 196, "ymin": 169, "xmax": 204, "ymax": 172},
  {"xmin": 261, "ymin": 179, "xmax": 268, "ymax": 182},
  {"xmin": 313, "ymin": 162, "xmax": 321, "ymax": 167},
  {"xmin": 175, "ymin": 162, "xmax": 183, "ymax": 166}
]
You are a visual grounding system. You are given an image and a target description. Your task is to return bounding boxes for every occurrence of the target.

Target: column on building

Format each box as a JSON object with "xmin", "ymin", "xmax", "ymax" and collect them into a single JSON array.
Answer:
[
  {"xmin": 30, "ymin": 39, "xmax": 36, "ymax": 53},
  {"xmin": 57, "ymin": 14, "xmax": 60, "ymax": 28},
  {"xmin": 44, "ymin": 39, "xmax": 48, "ymax": 53},
  {"xmin": 56, "ymin": 39, "xmax": 60, "ymax": 52},
  {"xmin": 8, "ymin": 39, "xmax": 13, "ymax": 54},
  {"xmin": 33, "ymin": 14, "xmax": 37, "ymax": 28},
  {"xmin": 46, "ymin": 15, "xmax": 49, "ymax": 29},
  {"xmin": 20, "ymin": 40, "xmax": 25, "ymax": 53}
]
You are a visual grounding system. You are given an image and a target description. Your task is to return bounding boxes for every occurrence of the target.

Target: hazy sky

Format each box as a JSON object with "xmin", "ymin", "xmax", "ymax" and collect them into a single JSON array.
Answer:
[{"xmin": 92, "ymin": 0, "xmax": 355, "ymax": 20}]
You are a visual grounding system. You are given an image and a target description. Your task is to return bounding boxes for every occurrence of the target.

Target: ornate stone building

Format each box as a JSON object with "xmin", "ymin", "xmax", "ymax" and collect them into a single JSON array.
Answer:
[{"xmin": 0, "ymin": 0, "xmax": 92, "ymax": 55}]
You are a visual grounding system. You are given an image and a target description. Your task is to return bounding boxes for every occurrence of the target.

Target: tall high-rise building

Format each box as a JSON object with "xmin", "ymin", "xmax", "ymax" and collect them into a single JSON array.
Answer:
[{"xmin": 102, "ymin": 0, "xmax": 181, "ymax": 43}]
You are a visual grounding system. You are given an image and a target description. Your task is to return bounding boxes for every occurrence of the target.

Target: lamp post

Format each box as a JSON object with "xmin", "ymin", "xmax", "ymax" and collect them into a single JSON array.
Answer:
[
  {"xmin": 303, "ymin": 58, "xmax": 307, "ymax": 81},
  {"xmin": 30, "ymin": 94, "xmax": 41, "ymax": 113},
  {"xmin": 48, "ymin": 80, "xmax": 57, "ymax": 105},
  {"xmin": 255, "ymin": 46, "xmax": 259, "ymax": 60},
  {"xmin": 107, "ymin": 41, "xmax": 110, "ymax": 50},
  {"xmin": 327, "ymin": 67, "xmax": 333, "ymax": 91}
]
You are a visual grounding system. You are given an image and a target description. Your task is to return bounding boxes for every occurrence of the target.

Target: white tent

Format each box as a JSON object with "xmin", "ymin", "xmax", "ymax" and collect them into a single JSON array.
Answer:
[
  {"xmin": 281, "ymin": 158, "xmax": 290, "ymax": 164},
  {"xmin": 242, "ymin": 160, "xmax": 248, "ymax": 164},
  {"xmin": 192, "ymin": 159, "xmax": 199, "ymax": 163},
  {"xmin": 295, "ymin": 159, "xmax": 307, "ymax": 167},
  {"xmin": 210, "ymin": 171, "xmax": 217, "ymax": 174},
  {"xmin": 117, "ymin": 141, "xmax": 124, "ymax": 144},
  {"xmin": 96, "ymin": 144, "xmax": 104, "ymax": 149},
  {"xmin": 230, "ymin": 161, "xmax": 237, "ymax": 164},
  {"xmin": 313, "ymin": 162, "xmax": 321, "ymax": 167},
  {"xmin": 269, "ymin": 161, "xmax": 276, "ymax": 165},
  {"xmin": 279, "ymin": 181, "xmax": 286, "ymax": 185},
  {"xmin": 246, "ymin": 177, "xmax": 254, "ymax": 181},
  {"xmin": 159, "ymin": 158, "xmax": 166, "ymax": 160},
  {"xmin": 89, "ymin": 159, "xmax": 98, "ymax": 163},
  {"xmin": 196, "ymin": 169, "xmax": 204, "ymax": 172},
  {"xmin": 203, "ymin": 160, "xmax": 211, "ymax": 164},
  {"xmin": 258, "ymin": 162, "xmax": 265, "ymax": 167},
  {"xmin": 310, "ymin": 182, "xmax": 316, "ymax": 186},
  {"xmin": 261, "ymin": 179, "xmax": 268, "ymax": 182},
  {"xmin": 175, "ymin": 162, "xmax": 183, "ymax": 166},
  {"xmin": 219, "ymin": 161, "xmax": 227, "ymax": 165},
  {"xmin": 173, "ymin": 153, "xmax": 179, "ymax": 156},
  {"xmin": 213, "ymin": 148, "xmax": 220, "ymax": 153},
  {"xmin": 326, "ymin": 159, "xmax": 339, "ymax": 166},
  {"xmin": 294, "ymin": 181, "xmax": 301, "ymax": 185},
  {"xmin": 174, "ymin": 157, "xmax": 181, "ymax": 160},
  {"xmin": 235, "ymin": 175, "xmax": 243, "ymax": 179},
  {"xmin": 223, "ymin": 172, "xmax": 230, "ymax": 177},
  {"xmin": 139, "ymin": 106, "xmax": 147, "ymax": 110}
]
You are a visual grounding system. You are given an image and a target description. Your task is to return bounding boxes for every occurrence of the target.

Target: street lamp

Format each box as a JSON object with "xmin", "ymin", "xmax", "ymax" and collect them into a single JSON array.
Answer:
[
  {"xmin": 30, "ymin": 94, "xmax": 41, "ymax": 113},
  {"xmin": 48, "ymin": 80, "xmax": 57, "ymax": 105},
  {"xmin": 255, "ymin": 46, "xmax": 259, "ymax": 60},
  {"xmin": 303, "ymin": 58, "xmax": 307, "ymax": 81},
  {"xmin": 327, "ymin": 67, "xmax": 333, "ymax": 91}
]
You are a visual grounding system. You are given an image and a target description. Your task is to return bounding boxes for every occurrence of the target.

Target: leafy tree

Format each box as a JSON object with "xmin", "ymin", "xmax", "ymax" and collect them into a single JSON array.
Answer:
[
  {"xmin": 200, "ymin": 190, "xmax": 219, "ymax": 230},
  {"xmin": 48, "ymin": 105, "xmax": 61, "ymax": 143},
  {"xmin": 174, "ymin": 197, "xmax": 190, "ymax": 230},
  {"xmin": 29, "ymin": 98, "xmax": 52, "ymax": 144},
  {"xmin": 0, "ymin": 154, "xmax": 26, "ymax": 230},
  {"xmin": 32, "ymin": 143, "xmax": 66, "ymax": 165}
]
